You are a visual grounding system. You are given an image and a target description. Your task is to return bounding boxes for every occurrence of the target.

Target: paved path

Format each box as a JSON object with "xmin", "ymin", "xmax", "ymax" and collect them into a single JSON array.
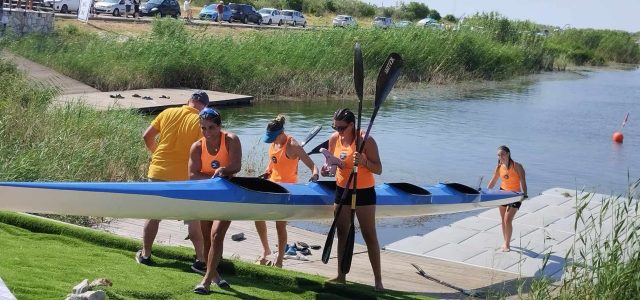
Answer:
[
  {"xmin": 1, "ymin": 51, "xmax": 252, "ymax": 111},
  {"xmin": 387, "ymin": 188, "xmax": 631, "ymax": 281},
  {"xmin": 2, "ymin": 50, "xmax": 100, "ymax": 95},
  {"xmin": 99, "ymin": 219, "xmax": 522, "ymax": 298}
]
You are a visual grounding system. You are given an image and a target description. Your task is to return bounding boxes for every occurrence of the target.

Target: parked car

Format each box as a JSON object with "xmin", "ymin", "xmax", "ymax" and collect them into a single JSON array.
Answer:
[
  {"xmin": 199, "ymin": 3, "xmax": 231, "ymax": 21},
  {"xmin": 281, "ymin": 9, "xmax": 306, "ymax": 27},
  {"xmin": 93, "ymin": 0, "xmax": 126, "ymax": 16},
  {"xmin": 43, "ymin": 0, "xmax": 79, "ymax": 14},
  {"xmin": 332, "ymin": 15, "xmax": 356, "ymax": 27},
  {"xmin": 258, "ymin": 8, "xmax": 284, "ymax": 26},
  {"xmin": 416, "ymin": 17, "xmax": 443, "ymax": 29},
  {"xmin": 229, "ymin": 3, "xmax": 262, "ymax": 24},
  {"xmin": 139, "ymin": 0, "xmax": 181, "ymax": 17},
  {"xmin": 395, "ymin": 20, "xmax": 411, "ymax": 28},
  {"xmin": 372, "ymin": 16, "xmax": 393, "ymax": 28}
]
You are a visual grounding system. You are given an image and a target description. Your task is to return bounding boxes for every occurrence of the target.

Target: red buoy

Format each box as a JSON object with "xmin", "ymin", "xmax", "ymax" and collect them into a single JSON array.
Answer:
[{"xmin": 612, "ymin": 131, "xmax": 624, "ymax": 143}]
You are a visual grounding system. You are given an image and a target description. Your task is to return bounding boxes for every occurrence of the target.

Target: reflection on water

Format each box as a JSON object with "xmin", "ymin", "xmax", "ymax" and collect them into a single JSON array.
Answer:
[{"xmin": 218, "ymin": 68, "xmax": 639, "ymax": 245}]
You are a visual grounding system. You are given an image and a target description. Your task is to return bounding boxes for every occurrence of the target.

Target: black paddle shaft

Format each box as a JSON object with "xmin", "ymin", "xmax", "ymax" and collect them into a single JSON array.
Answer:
[{"xmin": 340, "ymin": 52, "xmax": 404, "ymax": 274}]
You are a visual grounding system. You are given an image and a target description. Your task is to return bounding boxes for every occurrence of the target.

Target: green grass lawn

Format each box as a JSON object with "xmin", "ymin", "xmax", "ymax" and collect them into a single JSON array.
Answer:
[{"xmin": 0, "ymin": 212, "xmax": 429, "ymax": 299}]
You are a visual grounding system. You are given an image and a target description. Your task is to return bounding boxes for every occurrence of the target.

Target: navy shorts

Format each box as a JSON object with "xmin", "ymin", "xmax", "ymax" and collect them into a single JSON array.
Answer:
[{"xmin": 334, "ymin": 186, "xmax": 376, "ymax": 206}]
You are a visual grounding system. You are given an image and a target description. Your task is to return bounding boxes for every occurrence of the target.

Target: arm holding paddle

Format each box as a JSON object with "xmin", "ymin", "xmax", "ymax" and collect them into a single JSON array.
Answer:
[{"xmin": 352, "ymin": 136, "xmax": 382, "ymax": 175}]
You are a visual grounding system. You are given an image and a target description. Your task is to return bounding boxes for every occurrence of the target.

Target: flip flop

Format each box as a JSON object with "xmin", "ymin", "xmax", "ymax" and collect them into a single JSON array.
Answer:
[
  {"xmin": 300, "ymin": 248, "xmax": 311, "ymax": 256},
  {"xmin": 215, "ymin": 279, "xmax": 230, "ymax": 289},
  {"xmin": 132, "ymin": 93, "xmax": 141, "ymax": 97},
  {"xmin": 193, "ymin": 284, "xmax": 210, "ymax": 295},
  {"xmin": 310, "ymin": 245, "xmax": 321, "ymax": 250},
  {"xmin": 255, "ymin": 257, "xmax": 269, "ymax": 265},
  {"xmin": 296, "ymin": 241, "xmax": 309, "ymax": 248}
]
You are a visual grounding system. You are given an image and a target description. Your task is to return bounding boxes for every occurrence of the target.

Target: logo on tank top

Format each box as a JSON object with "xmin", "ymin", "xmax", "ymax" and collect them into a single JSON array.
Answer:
[
  {"xmin": 503, "ymin": 174, "xmax": 509, "ymax": 180},
  {"xmin": 271, "ymin": 156, "xmax": 278, "ymax": 164},
  {"xmin": 339, "ymin": 152, "xmax": 347, "ymax": 160},
  {"xmin": 211, "ymin": 160, "xmax": 220, "ymax": 169}
]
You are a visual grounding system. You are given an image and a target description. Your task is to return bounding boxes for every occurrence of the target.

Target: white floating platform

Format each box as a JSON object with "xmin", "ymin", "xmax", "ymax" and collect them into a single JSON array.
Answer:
[
  {"xmin": 385, "ymin": 187, "xmax": 633, "ymax": 280},
  {"xmin": 0, "ymin": 277, "xmax": 16, "ymax": 300}
]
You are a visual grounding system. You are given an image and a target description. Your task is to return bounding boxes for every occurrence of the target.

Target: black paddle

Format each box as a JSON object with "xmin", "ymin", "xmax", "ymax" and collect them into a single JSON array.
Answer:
[
  {"xmin": 320, "ymin": 50, "xmax": 404, "ymax": 268},
  {"xmin": 340, "ymin": 42, "xmax": 365, "ymax": 274},
  {"xmin": 340, "ymin": 52, "xmax": 403, "ymax": 274},
  {"xmin": 259, "ymin": 125, "xmax": 322, "ymax": 179},
  {"xmin": 307, "ymin": 139, "xmax": 328, "ymax": 155},
  {"xmin": 411, "ymin": 263, "xmax": 485, "ymax": 298},
  {"xmin": 321, "ymin": 43, "xmax": 364, "ymax": 265}
]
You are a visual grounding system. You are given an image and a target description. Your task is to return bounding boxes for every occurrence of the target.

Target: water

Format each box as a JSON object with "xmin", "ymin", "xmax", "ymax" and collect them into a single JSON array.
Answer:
[{"xmin": 216, "ymin": 68, "xmax": 639, "ymax": 245}]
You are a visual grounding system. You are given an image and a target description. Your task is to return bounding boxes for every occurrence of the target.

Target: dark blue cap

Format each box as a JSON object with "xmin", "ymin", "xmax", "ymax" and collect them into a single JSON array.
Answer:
[{"xmin": 191, "ymin": 90, "xmax": 209, "ymax": 106}]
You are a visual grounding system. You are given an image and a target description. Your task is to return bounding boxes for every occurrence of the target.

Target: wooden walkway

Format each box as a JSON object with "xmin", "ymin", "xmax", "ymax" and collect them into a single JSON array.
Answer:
[
  {"xmin": 1, "ymin": 51, "xmax": 252, "ymax": 112},
  {"xmin": 99, "ymin": 219, "xmax": 522, "ymax": 298}
]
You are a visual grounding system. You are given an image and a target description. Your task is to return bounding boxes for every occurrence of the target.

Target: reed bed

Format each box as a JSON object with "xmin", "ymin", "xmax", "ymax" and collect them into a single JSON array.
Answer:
[{"xmin": 7, "ymin": 15, "xmax": 633, "ymax": 97}]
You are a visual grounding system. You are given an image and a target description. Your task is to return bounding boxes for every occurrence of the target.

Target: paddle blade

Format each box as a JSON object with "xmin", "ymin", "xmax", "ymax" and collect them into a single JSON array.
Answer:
[
  {"xmin": 300, "ymin": 125, "xmax": 322, "ymax": 147},
  {"xmin": 341, "ymin": 215, "xmax": 356, "ymax": 274},
  {"xmin": 374, "ymin": 53, "xmax": 404, "ymax": 108},
  {"xmin": 322, "ymin": 205, "xmax": 343, "ymax": 264},
  {"xmin": 307, "ymin": 140, "xmax": 329, "ymax": 155},
  {"xmin": 354, "ymin": 43, "xmax": 364, "ymax": 101}
]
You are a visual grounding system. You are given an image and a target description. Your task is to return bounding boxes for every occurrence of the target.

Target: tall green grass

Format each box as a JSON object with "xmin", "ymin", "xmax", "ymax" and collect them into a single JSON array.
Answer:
[
  {"xmin": 0, "ymin": 18, "xmax": 551, "ymax": 97},
  {"xmin": 528, "ymin": 178, "xmax": 640, "ymax": 299}
]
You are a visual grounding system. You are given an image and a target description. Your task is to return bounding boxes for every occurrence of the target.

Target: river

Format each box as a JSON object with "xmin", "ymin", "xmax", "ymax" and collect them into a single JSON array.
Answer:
[{"xmin": 217, "ymin": 67, "xmax": 639, "ymax": 245}]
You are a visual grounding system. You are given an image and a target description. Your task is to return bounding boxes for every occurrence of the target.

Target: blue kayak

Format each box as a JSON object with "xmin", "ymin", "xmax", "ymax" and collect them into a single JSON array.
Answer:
[{"xmin": 0, "ymin": 177, "xmax": 522, "ymax": 220}]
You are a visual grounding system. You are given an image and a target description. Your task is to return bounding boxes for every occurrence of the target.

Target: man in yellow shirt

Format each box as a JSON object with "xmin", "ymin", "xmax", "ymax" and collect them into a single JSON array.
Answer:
[{"xmin": 136, "ymin": 91, "xmax": 210, "ymax": 275}]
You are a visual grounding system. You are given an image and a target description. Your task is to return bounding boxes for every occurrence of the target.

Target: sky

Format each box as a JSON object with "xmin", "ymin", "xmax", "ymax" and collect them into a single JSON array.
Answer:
[{"xmin": 368, "ymin": 0, "xmax": 640, "ymax": 32}]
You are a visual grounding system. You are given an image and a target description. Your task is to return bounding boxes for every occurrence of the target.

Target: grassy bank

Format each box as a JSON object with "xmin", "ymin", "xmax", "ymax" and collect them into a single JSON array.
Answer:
[
  {"xmin": 3, "ymin": 14, "xmax": 636, "ymax": 98},
  {"xmin": 0, "ymin": 212, "xmax": 428, "ymax": 299}
]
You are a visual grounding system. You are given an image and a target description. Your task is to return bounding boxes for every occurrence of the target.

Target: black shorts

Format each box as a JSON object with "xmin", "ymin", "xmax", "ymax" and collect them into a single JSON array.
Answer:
[
  {"xmin": 501, "ymin": 201, "xmax": 522, "ymax": 209},
  {"xmin": 499, "ymin": 187, "xmax": 522, "ymax": 209},
  {"xmin": 334, "ymin": 186, "xmax": 376, "ymax": 206}
]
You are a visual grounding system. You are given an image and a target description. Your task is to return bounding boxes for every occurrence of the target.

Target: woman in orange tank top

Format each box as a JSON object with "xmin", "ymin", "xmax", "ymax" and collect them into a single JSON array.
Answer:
[
  {"xmin": 487, "ymin": 145, "xmax": 528, "ymax": 252},
  {"xmin": 190, "ymin": 108, "xmax": 243, "ymax": 294},
  {"xmin": 322, "ymin": 108, "xmax": 384, "ymax": 292},
  {"xmin": 254, "ymin": 114, "xmax": 319, "ymax": 268}
]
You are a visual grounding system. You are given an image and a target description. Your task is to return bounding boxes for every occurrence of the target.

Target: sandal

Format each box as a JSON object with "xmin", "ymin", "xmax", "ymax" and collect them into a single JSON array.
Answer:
[
  {"xmin": 215, "ymin": 279, "xmax": 230, "ymax": 289},
  {"xmin": 193, "ymin": 284, "xmax": 210, "ymax": 295}
]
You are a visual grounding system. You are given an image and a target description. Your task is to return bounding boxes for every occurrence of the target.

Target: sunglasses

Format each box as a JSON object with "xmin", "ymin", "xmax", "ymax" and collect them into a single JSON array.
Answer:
[{"xmin": 331, "ymin": 124, "xmax": 348, "ymax": 132}]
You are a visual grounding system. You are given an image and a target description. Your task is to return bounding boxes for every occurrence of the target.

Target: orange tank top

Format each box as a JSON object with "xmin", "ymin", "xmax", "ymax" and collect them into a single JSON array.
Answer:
[
  {"xmin": 199, "ymin": 132, "xmax": 230, "ymax": 176},
  {"xmin": 268, "ymin": 135, "xmax": 299, "ymax": 183},
  {"xmin": 499, "ymin": 161, "xmax": 521, "ymax": 192},
  {"xmin": 333, "ymin": 136, "xmax": 375, "ymax": 189}
]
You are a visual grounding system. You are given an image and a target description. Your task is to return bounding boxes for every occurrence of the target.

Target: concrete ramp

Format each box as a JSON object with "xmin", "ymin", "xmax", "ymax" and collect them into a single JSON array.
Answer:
[{"xmin": 386, "ymin": 188, "xmax": 633, "ymax": 280}]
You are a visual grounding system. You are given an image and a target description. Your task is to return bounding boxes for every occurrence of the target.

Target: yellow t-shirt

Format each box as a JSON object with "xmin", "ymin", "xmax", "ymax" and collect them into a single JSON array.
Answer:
[{"xmin": 147, "ymin": 105, "xmax": 202, "ymax": 181}]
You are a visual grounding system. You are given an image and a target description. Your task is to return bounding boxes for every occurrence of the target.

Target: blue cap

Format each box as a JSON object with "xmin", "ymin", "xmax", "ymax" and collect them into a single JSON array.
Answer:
[
  {"xmin": 191, "ymin": 90, "xmax": 209, "ymax": 106},
  {"xmin": 262, "ymin": 128, "xmax": 283, "ymax": 143}
]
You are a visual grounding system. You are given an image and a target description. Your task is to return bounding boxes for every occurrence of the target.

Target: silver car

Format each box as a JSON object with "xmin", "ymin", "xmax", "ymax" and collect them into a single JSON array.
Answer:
[
  {"xmin": 333, "ymin": 15, "xmax": 356, "ymax": 27},
  {"xmin": 372, "ymin": 16, "xmax": 393, "ymax": 29}
]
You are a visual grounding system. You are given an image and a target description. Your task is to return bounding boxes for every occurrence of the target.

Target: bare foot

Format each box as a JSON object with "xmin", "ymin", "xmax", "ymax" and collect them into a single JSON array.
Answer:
[
  {"xmin": 326, "ymin": 277, "xmax": 346, "ymax": 284},
  {"xmin": 501, "ymin": 245, "xmax": 510, "ymax": 252},
  {"xmin": 374, "ymin": 282, "xmax": 384, "ymax": 292}
]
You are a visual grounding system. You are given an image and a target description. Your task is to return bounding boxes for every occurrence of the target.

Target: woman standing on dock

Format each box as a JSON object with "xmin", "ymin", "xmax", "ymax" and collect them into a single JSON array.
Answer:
[
  {"xmin": 190, "ymin": 107, "xmax": 243, "ymax": 295},
  {"xmin": 487, "ymin": 145, "xmax": 528, "ymax": 252},
  {"xmin": 323, "ymin": 108, "xmax": 384, "ymax": 292},
  {"xmin": 254, "ymin": 114, "xmax": 319, "ymax": 268}
]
